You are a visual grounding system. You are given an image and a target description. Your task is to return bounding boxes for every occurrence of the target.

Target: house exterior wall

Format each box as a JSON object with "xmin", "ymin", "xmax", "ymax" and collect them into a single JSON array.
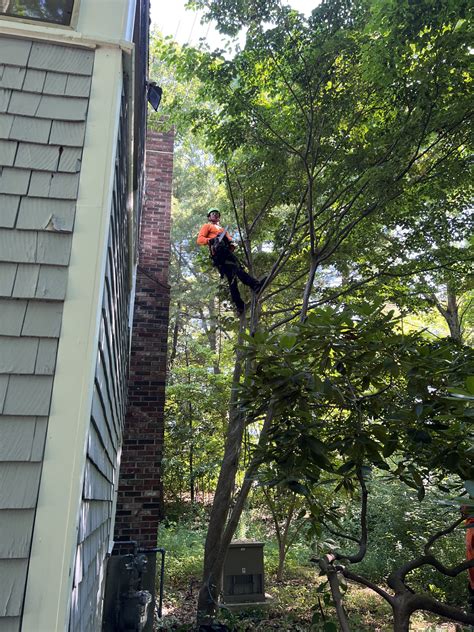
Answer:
[{"xmin": 0, "ymin": 1, "xmax": 146, "ymax": 630}]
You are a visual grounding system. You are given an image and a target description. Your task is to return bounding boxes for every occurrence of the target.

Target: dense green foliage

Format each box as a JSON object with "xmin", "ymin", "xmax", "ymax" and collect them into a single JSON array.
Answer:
[
  {"xmin": 151, "ymin": 0, "xmax": 473, "ymax": 627},
  {"xmin": 242, "ymin": 303, "xmax": 473, "ymax": 489}
]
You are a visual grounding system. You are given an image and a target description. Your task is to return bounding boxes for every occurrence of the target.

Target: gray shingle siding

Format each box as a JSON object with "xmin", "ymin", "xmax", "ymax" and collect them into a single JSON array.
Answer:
[
  {"xmin": 3, "ymin": 375, "xmax": 54, "ymax": 416},
  {"xmin": 0, "ymin": 300, "xmax": 27, "ymax": 336},
  {"xmin": 16, "ymin": 198, "xmax": 76, "ymax": 232},
  {"xmin": 50, "ymin": 120, "xmax": 86, "ymax": 147},
  {"xmin": 36, "ymin": 232, "xmax": 72, "ymax": 265},
  {"xmin": 28, "ymin": 43, "xmax": 94, "ymax": 76},
  {"xmin": 28, "ymin": 171, "xmax": 80, "ymax": 199},
  {"xmin": 15, "ymin": 142, "xmax": 60, "ymax": 171},
  {"xmin": 21, "ymin": 301, "xmax": 63, "ymax": 337},
  {"xmin": 43, "ymin": 71, "xmax": 68, "ymax": 96},
  {"xmin": 0, "ymin": 510, "xmax": 35, "ymax": 557},
  {"xmin": 0, "ymin": 168, "xmax": 31, "ymax": 195},
  {"xmin": 65, "ymin": 75, "xmax": 92, "ymax": 98},
  {"xmin": 0, "ymin": 66, "xmax": 26, "ymax": 91},
  {"xmin": 0, "ymin": 195, "xmax": 19, "ymax": 228},
  {"xmin": 0, "ymin": 559, "xmax": 28, "ymax": 618},
  {"xmin": 0, "ymin": 88, "xmax": 11, "ymax": 113},
  {"xmin": 0, "ymin": 463, "xmax": 42, "ymax": 508},
  {"xmin": 0, "ymin": 140, "xmax": 17, "ymax": 166},
  {"xmin": 35, "ymin": 94, "xmax": 88, "ymax": 121},
  {"xmin": 0, "ymin": 40, "xmax": 31, "ymax": 66},
  {"xmin": 0, "ymin": 418, "xmax": 46, "ymax": 462},
  {"xmin": 9, "ymin": 115, "xmax": 51, "ymax": 143},
  {"xmin": 23, "ymin": 69, "xmax": 46, "ymax": 93},
  {"xmin": 0, "ymin": 338, "xmax": 39, "ymax": 374},
  {"xmin": 0, "ymin": 264, "xmax": 17, "ymax": 296},
  {"xmin": 35, "ymin": 265, "xmax": 68, "ymax": 300},
  {"xmin": 0, "ymin": 231, "xmax": 37, "ymax": 263},
  {"xmin": 0, "ymin": 114, "xmax": 13, "ymax": 139},
  {"xmin": 7, "ymin": 91, "xmax": 41, "ymax": 117},
  {"xmin": 12, "ymin": 264, "xmax": 40, "ymax": 298},
  {"xmin": 0, "ymin": 34, "xmax": 94, "ymax": 631}
]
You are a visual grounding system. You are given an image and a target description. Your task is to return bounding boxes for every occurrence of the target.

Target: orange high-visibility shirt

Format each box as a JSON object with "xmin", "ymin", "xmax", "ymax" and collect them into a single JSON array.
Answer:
[
  {"xmin": 197, "ymin": 223, "xmax": 233, "ymax": 246},
  {"xmin": 467, "ymin": 517, "xmax": 474, "ymax": 589}
]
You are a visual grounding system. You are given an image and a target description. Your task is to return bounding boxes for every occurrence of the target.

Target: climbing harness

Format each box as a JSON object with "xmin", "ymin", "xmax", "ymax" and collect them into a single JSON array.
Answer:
[{"xmin": 209, "ymin": 226, "xmax": 230, "ymax": 258}]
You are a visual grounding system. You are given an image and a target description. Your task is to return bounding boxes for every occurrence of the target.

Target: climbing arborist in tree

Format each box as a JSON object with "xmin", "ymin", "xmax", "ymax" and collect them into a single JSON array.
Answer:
[{"xmin": 197, "ymin": 208, "xmax": 266, "ymax": 315}]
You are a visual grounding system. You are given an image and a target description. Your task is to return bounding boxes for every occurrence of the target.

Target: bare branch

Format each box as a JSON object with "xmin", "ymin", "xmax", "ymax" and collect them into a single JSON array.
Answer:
[
  {"xmin": 335, "ymin": 469, "xmax": 368, "ymax": 564},
  {"xmin": 338, "ymin": 567, "xmax": 394, "ymax": 605},
  {"xmin": 225, "ymin": 163, "xmax": 250, "ymax": 265},
  {"xmin": 320, "ymin": 519, "xmax": 360, "ymax": 545},
  {"xmin": 424, "ymin": 516, "xmax": 464, "ymax": 554}
]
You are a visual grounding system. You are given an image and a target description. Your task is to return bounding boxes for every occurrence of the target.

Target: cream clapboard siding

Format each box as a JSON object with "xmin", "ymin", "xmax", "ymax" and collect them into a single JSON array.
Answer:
[
  {"xmin": 69, "ymin": 94, "xmax": 130, "ymax": 632},
  {"xmin": 0, "ymin": 35, "xmax": 93, "ymax": 631}
]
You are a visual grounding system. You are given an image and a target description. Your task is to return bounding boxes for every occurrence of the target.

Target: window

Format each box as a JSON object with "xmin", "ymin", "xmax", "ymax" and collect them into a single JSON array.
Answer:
[{"xmin": 0, "ymin": 0, "xmax": 75, "ymax": 26}]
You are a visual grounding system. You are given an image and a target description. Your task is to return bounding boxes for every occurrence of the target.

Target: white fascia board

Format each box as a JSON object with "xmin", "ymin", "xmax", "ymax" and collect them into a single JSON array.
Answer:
[
  {"xmin": 0, "ymin": 0, "xmax": 137, "ymax": 47},
  {"xmin": 21, "ymin": 47, "xmax": 124, "ymax": 632}
]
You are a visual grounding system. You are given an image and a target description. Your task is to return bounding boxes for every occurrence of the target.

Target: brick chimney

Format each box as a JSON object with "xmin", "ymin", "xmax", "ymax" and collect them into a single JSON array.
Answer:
[{"xmin": 114, "ymin": 128, "xmax": 174, "ymax": 545}]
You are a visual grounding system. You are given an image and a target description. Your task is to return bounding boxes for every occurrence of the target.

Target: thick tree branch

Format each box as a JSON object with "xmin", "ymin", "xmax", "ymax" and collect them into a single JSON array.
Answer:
[{"xmin": 318, "ymin": 554, "xmax": 351, "ymax": 632}]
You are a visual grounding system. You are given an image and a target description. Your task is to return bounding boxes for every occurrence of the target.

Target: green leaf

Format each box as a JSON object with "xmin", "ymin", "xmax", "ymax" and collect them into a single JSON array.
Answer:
[
  {"xmin": 313, "ymin": 374, "xmax": 324, "ymax": 392},
  {"xmin": 280, "ymin": 334, "xmax": 297, "ymax": 349},
  {"xmin": 337, "ymin": 461, "xmax": 355, "ymax": 474},
  {"xmin": 286, "ymin": 480, "xmax": 310, "ymax": 496},
  {"xmin": 382, "ymin": 435, "xmax": 398, "ymax": 458},
  {"xmin": 323, "ymin": 622, "xmax": 338, "ymax": 632},
  {"xmin": 371, "ymin": 425, "xmax": 388, "ymax": 441},
  {"xmin": 311, "ymin": 611, "xmax": 322, "ymax": 625},
  {"xmin": 411, "ymin": 430, "xmax": 432, "ymax": 444}
]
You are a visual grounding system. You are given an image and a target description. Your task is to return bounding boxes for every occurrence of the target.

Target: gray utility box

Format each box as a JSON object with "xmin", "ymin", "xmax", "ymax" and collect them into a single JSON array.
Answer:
[{"xmin": 223, "ymin": 541, "xmax": 265, "ymax": 603}]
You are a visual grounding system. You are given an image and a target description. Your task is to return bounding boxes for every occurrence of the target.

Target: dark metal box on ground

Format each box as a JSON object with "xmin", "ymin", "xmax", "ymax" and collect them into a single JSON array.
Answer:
[{"xmin": 222, "ymin": 541, "xmax": 265, "ymax": 604}]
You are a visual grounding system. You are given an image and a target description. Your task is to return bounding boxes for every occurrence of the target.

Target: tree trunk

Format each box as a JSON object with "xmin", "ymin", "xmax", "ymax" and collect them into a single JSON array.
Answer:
[
  {"xmin": 189, "ymin": 413, "xmax": 195, "ymax": 504},
  {"xmin": 319, "ymin": 556, "xmax": 351, "ymax": 632},
  {"xmin": 431, "ymin": 284, "xmax": 463, "ymax": 343},
  {"xmin": 392, "ymin": 605, "xmax": 411, "ymax": 632},
  {"xmin": 301, "ymin": 257, "xmax": 318, "ymax": 321},
  {"xmin": 277, "ymin": 545, "xmax": 287, "ymax": 582},
  {"xmin": 168, "ymin": 302, "xmax": 181, "ymax": 370},
  {"xmin": 445, "ymin": 286, "xmax": 462, "ymax": 342},
  {"xmin": 196, "ymin": 343, "xmax": 246, "ymax": 623},
  {"xmin": 168, "ymin": 245, "xmax": 184, "ymax": 370},
  {"xmin": 196, "ymin": 389, "xmax": 274, "ymax": 625},
  {"xmin": 204, "ymin": 298, "xmax": 221, "ymax": 374}
]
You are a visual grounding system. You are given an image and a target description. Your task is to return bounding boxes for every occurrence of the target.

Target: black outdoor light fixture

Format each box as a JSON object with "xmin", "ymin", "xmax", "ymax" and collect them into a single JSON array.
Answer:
[{"xmin": 147, "ymin": 82, "xmax": 163, "ymax": 111}]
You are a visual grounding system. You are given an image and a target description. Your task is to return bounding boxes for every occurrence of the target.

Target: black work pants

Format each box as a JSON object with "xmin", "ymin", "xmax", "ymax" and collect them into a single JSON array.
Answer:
[{"xmin": 213, "ymin": 250, "xmax": 259, "ymax": 310}]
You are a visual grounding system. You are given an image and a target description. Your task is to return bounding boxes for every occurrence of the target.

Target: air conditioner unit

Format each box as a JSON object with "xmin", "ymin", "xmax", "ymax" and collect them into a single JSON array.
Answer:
[{"xmin": 222, "ymin": 541, "xmax": 265, "ymax": 604}]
